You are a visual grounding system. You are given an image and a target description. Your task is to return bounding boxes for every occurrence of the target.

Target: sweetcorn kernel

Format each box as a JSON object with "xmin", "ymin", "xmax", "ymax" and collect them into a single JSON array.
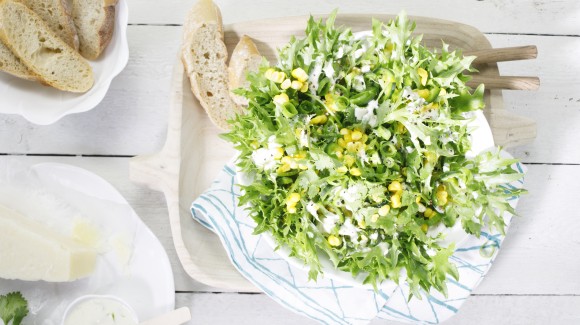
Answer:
[
  {"xmin": 287, "ymin": 193, "xmax": 301, "ymax": 203},
  {"xmin": 310, "ymin": 115, "xmax": 328, "ymax": 125},
  {"xmin": 371, "ymin": 214, "xmax": 380, "ymax": 223},
  {"xmin": 378, "ymin": 205, "xmax": 390, "ymax": 217},
  {"xmin": 388, "ymin": 181, "xmax": 402, "ymax": 192},
  {"xmin": 349, "ymin": 168, "xmax": 362, "ymax": 177},
  {"xmin": 328, "ymin": 235, "xmax": 342, "ymax": 247},
  {"xmin": 273, "ymin": 93, "xmax": 289, "ymax": 105},
  {"xmin": 421, "ymin": 224, "xmax": 429, "ymax": 233},
  {"xmin": 291, "ymin": 80, "xmax": 303, "ymax": 90},
  {"xmin": 280, "ymin": 79, "xmax": 292, "ymax": 90},
  {"xmin": 336, "ymin": 166, "xmax": 348, "ymax": 174},
  {"xmin": 390, "ymin": 193, "xmax": 402, "ymax": 208},
  {"xmin": 351, "ymin": 130, "xmax": 363, "ymax": 141},
  {"xmin": 291, "ymin": 68, "xmax": 309, "ymax": 82}
]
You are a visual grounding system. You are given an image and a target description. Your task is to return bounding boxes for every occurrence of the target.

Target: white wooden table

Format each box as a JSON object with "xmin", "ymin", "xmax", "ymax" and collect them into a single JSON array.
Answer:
[{"xmin": 1, "ymin": 1, "xmax": 579, "ymax": 323}]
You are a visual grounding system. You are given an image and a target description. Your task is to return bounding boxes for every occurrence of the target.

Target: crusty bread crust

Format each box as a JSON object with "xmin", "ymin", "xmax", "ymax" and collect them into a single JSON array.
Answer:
[
  {"xmin": 72, "ymin": 0, "xmax": 117, "ymax": 60},
  {"xmin": 228, "ymin": 35, "xmax": 263, "ymax": 106},
  {"xmin": 181, "ymin": 0, "xmax": 242, "ymax": 130}
]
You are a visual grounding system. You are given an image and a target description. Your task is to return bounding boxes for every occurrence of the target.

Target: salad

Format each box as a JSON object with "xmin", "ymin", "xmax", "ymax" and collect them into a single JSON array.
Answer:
[{"xmin": 224, "ymin": 11, "xmax": 525, "ymax": 298}]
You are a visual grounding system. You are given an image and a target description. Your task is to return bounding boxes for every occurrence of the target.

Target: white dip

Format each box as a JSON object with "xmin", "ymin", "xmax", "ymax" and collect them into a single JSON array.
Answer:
[{"xmin": 64, "ymin": 297, "xmax": 138, "ymax": 325}]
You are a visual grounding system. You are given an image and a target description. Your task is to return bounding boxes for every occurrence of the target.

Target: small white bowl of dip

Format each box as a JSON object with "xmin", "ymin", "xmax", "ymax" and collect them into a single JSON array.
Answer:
[{"xmin": 62, "ymin": 295, "xmax": 138, "ymax": 325}]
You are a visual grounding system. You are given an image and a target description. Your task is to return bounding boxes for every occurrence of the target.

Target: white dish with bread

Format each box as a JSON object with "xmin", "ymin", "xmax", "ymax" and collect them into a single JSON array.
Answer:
[
  {"xmin": 0, "ymin": 160, "xmax": 175, "ymax": 323},
  {"xmin": 0, "ymin": 0, "xmax": 128, "ymax": 125}
]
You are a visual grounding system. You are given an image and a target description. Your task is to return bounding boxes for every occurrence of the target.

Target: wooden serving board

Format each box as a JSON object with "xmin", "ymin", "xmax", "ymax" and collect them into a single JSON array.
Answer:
[{"xmin": 130, "ymin": 14, "xmax": 537, "ymax": 291}]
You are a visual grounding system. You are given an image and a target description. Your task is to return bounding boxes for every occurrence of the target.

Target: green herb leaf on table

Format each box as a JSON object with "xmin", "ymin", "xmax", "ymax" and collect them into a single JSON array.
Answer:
[{"xmin": 0, "ymin": 292, "xmax": 29, "ymax": 325}]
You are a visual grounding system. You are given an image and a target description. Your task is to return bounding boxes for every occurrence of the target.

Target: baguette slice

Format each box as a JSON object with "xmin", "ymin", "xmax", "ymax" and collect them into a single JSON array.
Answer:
[
  {"xmin": 228, "ymin": 35, "xmax": 264, "ymax": 106},
  {"xmin": 0, "ymin": 37, "xmax": 36, "ymax": 80},
  {"xmin": 16, "ymin": 0, "xmax": 79, "ymax": 50},
  {"xmin": 0, "ymin": 0, "xmax": 93, "ymax": 92},
  {"xmin": 181, "ymin": 0, "xmax": 242, "ymax": 130},
  {"xmin": 71, "ymin": 0, "xmax": 117, "ymax": 60}
]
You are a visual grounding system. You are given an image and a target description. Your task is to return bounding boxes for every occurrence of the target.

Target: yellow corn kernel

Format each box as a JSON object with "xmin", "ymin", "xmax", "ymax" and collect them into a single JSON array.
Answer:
[
  {"xmin": 280, "ymin": 78, "xmax": 292, "ymax": 90},
  {"xmin": 378, "ymin": 205, "xmax": 390, "ymax": 217},
  {"xmin": 343, "ymin": 133, "xmax": 352, "ymax": 142},
  {"xmin": 388, "ymin": 181, "xmax": 402, "ymax": 192},
  {"xmin": 371, "ymin": 214, "xmax": 379, "ymax": 223},
  {"xmin": 357, "ymin": 218, "xmax": 366, "ymax": 228},
  {"xmin": 346, "ymin": 142, "xmax": 358, "ymax": 153},
  {"xmin": 340, "ymin": 128, "xmax": 351, "ymax": 136},
  {"xmin": 335, "ymin": 151, "xmax": 343, "ymax": 159},
  {"xmin": 310, "ymin": 115, "xmax": 328, "ymax": 125},
  {"xmin": 264, "ymin": 68, "xmax": 275, "ymax": 80},
  {"xmin": 343, "ymin": 155, "xmax": 356, "ymax": 167},
  {"xmin": 421, "ymin": 224, "xmax": 429, "ymax": 233},
  {"xmin": 287, "ymin": 192, "xmax": 301, "ymax": 204},
  {"xmin": 334, "ymin": 139, "xmax": 345, "ymax": 148},
  {"xmin": 281, "ymin": 156, "xmax": 293, "ymax": 165},
  {"xmin": 437, "ymin": 184, "xmax": 447, "ymax": 192},
  {"xmin": 336, "ymin": 166, "xmax": 348, "ymax": 174},
  {"xmin": 294, "ymin": 151, "xmax": 307, "ymax": 159},
  {"xmin": 436, "ymin": 190, "xmax": 448, "ymax": 206},
  {"xmin": 277, "ymin": 164, "xmax": 291, "ymax": 174},
  {"xmin": 439, "ymin": 88, "xmax": 447, "ymax": 96},
  {"xmin": 300, "ymin": 82, "xmax": 309, "ymax": 93},
  {"xmin": 291, "ymin": 68, "xmax": 309, "ymax": 82},
  {"xmin": 424, "ymin": 208, "xmax": 436, "ymax": 219},
  {"xmin": 349, "ymin": 167, "xmax": 362, "ymax": 176},
  {"xmin": 273, "ymin": 93, "xmax": 289, "ymax": 105},
  {"xmin": 390, "ymin": 193, "xmax": 402, "ymax": 208},
  {"xmin": 417, "ymin": 67, "xmax": 428, "ymax": 86},
  {"xmin": 417, "ymin": 89, "xmax": 430, "ymax": 99},
  {"xmin": 291, "ymin": 80, "xmax": 303, "ymax": 90},
  {"xmin": 273, "ymin": 147, "xmax": 284, "ymax": 160},
  {"xmin": 415, "ymin": 196, "xmax": 422, "ymax": 204},
  {"xmin": 328, "ymin": 235, "xmax": 342, "ymax": 247},
  {"xmin": 272, "ymin": 71, "xmax": 286, "ymax": 83},
  {"xmin": 351, "ymin": 130, "xmax": 363, "ymax": 141},
  {"xmin": 287, "ymin": 205, "xmax": 297, "ymax": 214}
]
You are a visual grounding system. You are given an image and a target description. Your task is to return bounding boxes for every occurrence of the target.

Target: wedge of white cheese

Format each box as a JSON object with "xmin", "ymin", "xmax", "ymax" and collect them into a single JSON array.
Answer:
[{"xmin": 0, "ymin": 204, "xmax": 97, "ymax": 282}]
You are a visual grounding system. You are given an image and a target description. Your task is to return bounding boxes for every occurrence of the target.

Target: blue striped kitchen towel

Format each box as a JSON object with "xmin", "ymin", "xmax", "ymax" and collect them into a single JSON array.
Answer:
[{"xmin": 191, "ymin": 162, "xmax": 525, "ymax": 324}]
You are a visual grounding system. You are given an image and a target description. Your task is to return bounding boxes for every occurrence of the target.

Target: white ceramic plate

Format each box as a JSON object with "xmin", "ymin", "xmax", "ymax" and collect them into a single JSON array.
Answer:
[
  {"xmin": 0, "ymin": 0, "xmax": 129, "ymax": 125},
  {"xmin": 0, "ymin": 161, "xmax": 174, "ymax": 324},
  {"xmin": 237, "ymin": 108, "xmax": 494, "ymax": 287}
]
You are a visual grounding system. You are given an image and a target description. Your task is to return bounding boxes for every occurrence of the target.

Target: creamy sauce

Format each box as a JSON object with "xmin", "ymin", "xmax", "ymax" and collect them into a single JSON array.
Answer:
[{"xmin": 64, "ymin": 297, "xmax": 138, "ymax": 325}]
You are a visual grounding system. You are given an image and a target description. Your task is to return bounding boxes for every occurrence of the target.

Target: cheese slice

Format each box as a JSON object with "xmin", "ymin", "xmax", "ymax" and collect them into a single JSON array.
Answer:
[{"xmin": 0, "ymin": 204, "xmax": 97, "ymax": 282}]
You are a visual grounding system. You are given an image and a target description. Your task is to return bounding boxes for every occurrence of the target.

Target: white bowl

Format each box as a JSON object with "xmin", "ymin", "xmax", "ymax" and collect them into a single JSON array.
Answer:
[
  {"xmin": 0, "ymin": 0, "xmax": 129, "ymax": 125},
  {"xmin": 62, "ymin": 294, "xmax": 138, "ymax": 325}
]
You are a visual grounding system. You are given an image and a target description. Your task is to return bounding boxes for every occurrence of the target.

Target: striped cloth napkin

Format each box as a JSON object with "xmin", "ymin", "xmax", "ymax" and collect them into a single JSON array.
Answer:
[{"xmin": 191, "ymin": 162, "xmax": 525, "ymax": 324}]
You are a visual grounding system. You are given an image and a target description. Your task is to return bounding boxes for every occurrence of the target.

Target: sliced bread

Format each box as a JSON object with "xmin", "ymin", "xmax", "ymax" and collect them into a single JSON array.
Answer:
[
  {"xmin": 0, "ymin": 37, "xmax": 36, "ymax": 80},
  {"xmin": 16, "ymin": 0, "xmax": 79, "ymax": 50},
  {"xmin": 228, "ymin": 35, "xmax": 263, "ymax": 106},
  {"xmin": 0, "ymin": 0, "xmax": 93, "ymax": 92},
  {"xmin": 181, "ymin": 0, "xmax": 242, "ymax": 130},
  {"xmin": 71, "ymin": 0, "xmax": 117, "ymax": 60}
]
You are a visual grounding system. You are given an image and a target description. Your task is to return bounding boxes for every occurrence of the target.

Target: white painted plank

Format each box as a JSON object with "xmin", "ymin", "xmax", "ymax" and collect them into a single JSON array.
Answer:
[
  {"xmin": 1, "ymin": 30, "xmax": 579, "ymax": 165},
  {"xmin": 175, "ymin": 292, "xmax": 580, "ymax": 324},
  {"xmin": 485, "ymin": 34, "xmax": 580, "ymax": 164},
  {"xmin": 2, "ymin": 156, "xmax": 579, "ymax": 295},
  {"xmin": 129, "ymin": 0, "xmax": 580, "ymax": 36}
]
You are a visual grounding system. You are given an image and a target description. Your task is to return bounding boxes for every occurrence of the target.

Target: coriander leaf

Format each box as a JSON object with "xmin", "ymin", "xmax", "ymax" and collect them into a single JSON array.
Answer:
[{"xmin": 0, "ymin": 292, "xmax": 28, "ymax": 325}]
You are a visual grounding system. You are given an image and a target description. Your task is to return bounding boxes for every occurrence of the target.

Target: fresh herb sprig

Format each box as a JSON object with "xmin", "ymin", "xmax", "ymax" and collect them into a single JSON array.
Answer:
[
  {"xmin": 224, "ymin": 11, "xmax": 525, "ymax": 298},
  {"xmin": 0, "ymin": 292, "xmax": 28, "ymax": 325}
]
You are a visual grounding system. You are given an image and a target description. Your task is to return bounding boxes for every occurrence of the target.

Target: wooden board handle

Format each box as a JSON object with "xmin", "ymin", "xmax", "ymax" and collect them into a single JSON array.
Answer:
[
  {"xmin": 468, "ymin": 75, "xmax": 540, "ymax": 90},
  {"xmin": 466, "ymin": 45, "xmax": 538, "ymax": 65}
]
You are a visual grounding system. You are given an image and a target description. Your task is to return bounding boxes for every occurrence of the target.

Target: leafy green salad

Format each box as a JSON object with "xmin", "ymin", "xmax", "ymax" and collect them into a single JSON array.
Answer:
[{"xmin": 224, "ymin": 12, "xmax": 525, "ymax": 298}]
